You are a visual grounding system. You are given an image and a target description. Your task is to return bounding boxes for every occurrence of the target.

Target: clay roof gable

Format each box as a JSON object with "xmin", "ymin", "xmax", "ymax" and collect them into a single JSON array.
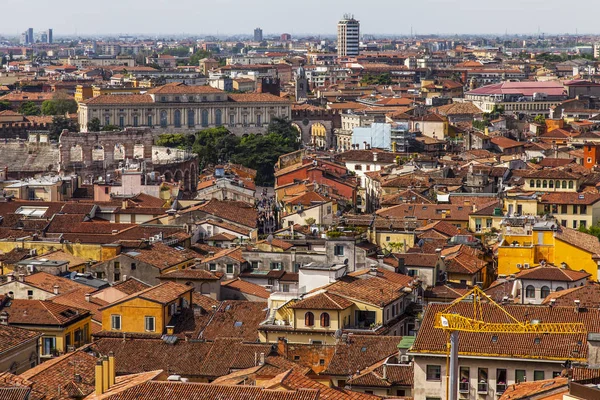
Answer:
[{"xmin": 291, "ymin": 292, "xmax": 353, "ymax": 310}]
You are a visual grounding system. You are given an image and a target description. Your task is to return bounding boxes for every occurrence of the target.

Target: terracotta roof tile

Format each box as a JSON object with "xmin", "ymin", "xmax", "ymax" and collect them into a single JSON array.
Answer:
[
  {"xmin": 323, "ymin": 335, "xmax": 402, "ymax": 376},
  {"xmin": 555, "ymin": 226, "xmax": 600, "ymax": 257},
  {"xmin": 20, "ymin": 350, "xmax": 97, "ymax": 400},
  {"xmin": 515, "ymin": 265, "xmax": 590, "ymax": 282},
  {"xmin": 195, "ymin": 199, "xmax": 257, "ymax": 228},
  {"xmin": 291, "ymin": 292, "xmax": 353, "ymax": 310},
  {"xmin": 541, "ymin": 282, "xmax": 600, "ymax": 308},
  {"xmin": 324, "ymin": 275, "xmax": 410, "ymax": 306},
  {"xmin": 221, "ymin": 278, "xmax": 270, "ymax": 299},
  {"xmin": 24, "ymin": 272, "xmax": 87, "ymax": 294},
  {"xmin": 412, "ymin": 303, "xmax": 600, "ymax": 361},
  {"xmin": 198, "ymin": 301, "xmax": 268, "ymax": 342},
  {"xmin": 263, "ymin": 369, "xmax": 379, "ymax": 400},
  {"xmin": 0, "ymin": 324, "xmax": 41, "ymax": 355},
  {"xmin": 95, "ymin": 380, "xmax": 319, "ymax": 400},
  {"xmin": 110, "ymin": 277, "xmax": 152, "ymax": 295},
  {"xmin": 50, "ymin": 287, "xmax": 108, "ymax": 323},
  {"xmin": 2, "ymin": 299, "xmax": 90, "ymax": 326},
  {"xmin": 498, "ymin": 377, "xmax": 567, "ymax": 400},
  {"xmin": 100, "ymin": 282, "xmax": 192, "ymax": 311}
]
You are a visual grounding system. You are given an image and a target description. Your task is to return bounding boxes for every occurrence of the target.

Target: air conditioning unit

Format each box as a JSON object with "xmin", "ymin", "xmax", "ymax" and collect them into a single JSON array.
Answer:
[
  {"xmin": 516, "ymin": 263, "xmax": 522, "ymax": 269},
  {"xmin": 523, "ymin": 263, "xmax": 530, "ymax": 269}
]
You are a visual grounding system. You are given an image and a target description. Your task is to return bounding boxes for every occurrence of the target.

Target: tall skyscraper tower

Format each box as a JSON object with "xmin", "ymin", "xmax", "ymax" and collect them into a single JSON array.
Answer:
[
  {"xmin": 27, "ymin": 28, "xmax": 34, "ymax": 44},
  {"xmin": 254, "ymin": 27, "xmax": 263, "ymax": 42},
  {"xmin": 337, "ymin": 14, "xmax": 359, "ymax": 57},
  {"xmin": 47, "ymin": 29, "xmax": 53, "ymax": 44}
]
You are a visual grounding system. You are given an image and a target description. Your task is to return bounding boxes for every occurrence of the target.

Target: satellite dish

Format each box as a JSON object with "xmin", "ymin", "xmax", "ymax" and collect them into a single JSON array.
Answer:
[
  {"xmin": 343, "ymin": 258, "xmax": 349, "ymax": 265},
  {"xmin": 69, "ymin": 271, "xmax": 77, "ymax": 280},
  {"xmin": 334, "ymin": 329, "xmax": 342, "ymax": 339},
  {"xmin": 266, "ymin": 234, "xmax": 274, "ymax": 244}
]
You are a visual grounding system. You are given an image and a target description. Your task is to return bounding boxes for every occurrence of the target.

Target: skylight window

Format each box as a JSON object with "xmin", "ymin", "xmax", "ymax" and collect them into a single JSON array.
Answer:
[{"xmin": 234, "ymin": 321, "xmax": 243, "ymax": 327}]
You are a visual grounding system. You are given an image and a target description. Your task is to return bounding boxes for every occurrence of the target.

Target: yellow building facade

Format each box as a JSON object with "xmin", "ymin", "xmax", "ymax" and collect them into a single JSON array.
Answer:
[
  {"xmin": 498, "ymin": 223, "xmax": 599, "ymax": 280},
  {"xmin": 99, "ymin": 282, "xmax": 193, "ymax": 335}
]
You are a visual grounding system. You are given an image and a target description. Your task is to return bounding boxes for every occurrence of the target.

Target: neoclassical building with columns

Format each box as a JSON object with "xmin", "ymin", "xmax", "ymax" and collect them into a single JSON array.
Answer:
[{"xmin": 78, "ymin": 83, "xmax": 291, "ymax": 134}]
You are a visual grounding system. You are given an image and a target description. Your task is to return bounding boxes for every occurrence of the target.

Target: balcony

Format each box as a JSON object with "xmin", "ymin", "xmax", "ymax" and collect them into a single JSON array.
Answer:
[
  {"xmin": 496, "ymin": 383, "xmax": 507, "ymax": 394},
  {"xmin": 477, "ymin": 382, "xmax": 488, "ymax": 394},
  {"xmin": 459, "ymin": 382, "xmax": 469, "ymax": 394}
]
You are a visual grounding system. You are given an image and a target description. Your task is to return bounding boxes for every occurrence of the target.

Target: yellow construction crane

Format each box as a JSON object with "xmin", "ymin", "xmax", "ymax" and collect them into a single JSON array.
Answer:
[{"xmin": 433, "ymin": 286, "xmax": 586, "ymax": 400}]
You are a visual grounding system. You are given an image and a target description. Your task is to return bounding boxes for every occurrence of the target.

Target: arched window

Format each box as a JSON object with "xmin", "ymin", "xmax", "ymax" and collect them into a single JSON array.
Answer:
[
  {"xmin": 525, "ymin": 285, "xmax": 535, "ymax": 298},
  {"xmin": 556, "ymin": 286, "xmax": 565, "ymax": 292},
  {"xmin": 536, "ymin": 180, "xmax": 541, "ymax": 188},
  {"xmin": 320, "ymin": 312, "xmax": 330, "ymax": 327},
  {"xmin": 549, "ymin": 180, "xmax": 554, "ymax": 188},
  {"xmin": 542, "ymin": 180, "xmax": 547, "ymax": 188},
  {"xmin": 568, "ymin": 180, "xmax": 574, "ymax": 189},
  {"xmin": 540, "ymin": 286, "xmax": 550, "ymax": 299},
  {"xmin": 304, "ymin": 312, "xmax": 314, "ymax": 326},
  {"xmin": 562, "ymin": 180, "xmax": 567, "ymax": 189},
  {"xmin": 201, "ymin": 109, "xmax": 209, "ymax": 127},
  {"xmin": 174, "ymin": 109, "xmax": 182, "ymax": 128},
  {"xmin": 187, "ymin": 109, "xmax": 195, "ymax": 128},
  {"xmin": 215, "ymin": 109, "xmax": 222, "ymax": 126},
  {"xmin": 160, "ymin": 110, "xmax": 168, "ymax": 128},
  {"xmin": 530, "ymin": 180, "xmax": 535, "ymax": 187}
]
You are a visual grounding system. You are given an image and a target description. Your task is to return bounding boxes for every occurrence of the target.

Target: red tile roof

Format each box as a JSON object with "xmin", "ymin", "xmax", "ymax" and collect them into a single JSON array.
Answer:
[
  {"xmin": 2, "ymin": 299, "xmax": 90, "ymax": 326},
  {"xmin": 20, "ymin": 349, "xmax": 97, "ymax": 400},
  {"xmin": 412, "ymin": 302, "xmax": 599, "ymax": 361},
  {"xmin": 0, "ymin": 324, "xmax": 41, "ymax": 355},
  {"xmin": 541, "ymin": 282, "xmax": 600, "ymax": 308},
  {"xmin": 515, "ymin": 265, "xmax": 590, "ymax": 282},
  {"xmin": 291, "ymin": 292, "xmax": 353, "ymax": 310},
  {"xmin": 99, "ymin": 281, "xmax": 192, "ymax": 310},
  {"xmin": 96, "ymin": 380, "xmax": 319, "ymax": 400},
  {"xmin": 221, "ymin": 278, "xmax": 270, "ymax": 299}
]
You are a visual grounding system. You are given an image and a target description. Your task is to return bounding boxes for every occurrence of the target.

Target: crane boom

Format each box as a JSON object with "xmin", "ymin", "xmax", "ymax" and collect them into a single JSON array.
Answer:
[
  {"xmin": 435, "ymin": 313, "xmax": 586, "ymax": 334},
  {"xmin": 432, "ymin": 286, "xmax": 587, "ymax": 400}
]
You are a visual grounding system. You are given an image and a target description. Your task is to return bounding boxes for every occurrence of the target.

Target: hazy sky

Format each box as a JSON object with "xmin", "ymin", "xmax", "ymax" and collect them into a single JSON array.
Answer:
[{"xmin": 2, "ymin": 0, "xmax": 599, "ymax": 36}]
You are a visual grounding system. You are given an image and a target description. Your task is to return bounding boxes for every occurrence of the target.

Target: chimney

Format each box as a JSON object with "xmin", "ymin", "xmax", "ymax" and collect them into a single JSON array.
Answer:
[
  {"xmin": 0, "ymin": 311, "xmax": 8, "ymax": 325},
  {"xmin": 108, "ymin": 352, "xmax": 116, "ymax": 387},
  {"xmin": 259, "ymin": 352, "xmax": 265, "ymax": 366},
  {"xmin": 95, "ymin": 360, "xmax": 104, "ymax": 395},
  {"xmin": 18, "ymin": 273, "xmax": 25, "ymax": 282},
  {"xmin": 121, "ymin": 200, "xmax": 127, "ymax": 210},
  {"xmin": 85, "ymin": 293, "xmax": 91, "ymax": 302},
  {"xmin": 53, "ymin": 284, "xmax": 59, "ymax": 295},
  {"xmin": 373, "ymin": 152, "xmax": 378, "ymax": 162},
  {"xmin": 122, "ymin": 275, "xmax": 127, "ymax": 281},
  {"xmin": 382, "ymin": 363, "xmax": 388, "ymax": 380},
  {"xmin": 575, "ymin": 299, "xmax": 581, "ymax": 312},
  {"xmin": 166, "ymin": 325, "xmax": 174, "ymax": 335},
  {"xmin": 277, "ymin": 337, "xmax": 288, "ymax": 357},
  {"xmin": 102, "ymin": 357, "xmax": 109, "ymax": 393},
  {"xmin": 7, "ymin": 274, "xmax": 13, "ymax": 282}
]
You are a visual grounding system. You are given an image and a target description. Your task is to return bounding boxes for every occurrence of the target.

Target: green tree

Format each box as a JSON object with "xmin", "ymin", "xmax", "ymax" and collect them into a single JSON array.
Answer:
[
  {"xmin": 41, "ymin": 100, "xmax": 57, "ymax": 115},
  {"xmin": 534, "ymin": 114, "xmax": 546, "ymax": 125},
  {"xmin": 19, "ymin": 101, "xmax": 41, "ymax": 115},
  {"xmin": 49, "ymin": 116, "xmax": 79, "ymax": 140},
  {"xmin": 41, "ymin": 92, "xmax": 77, "ymax": 115},
  {"xmin": 0, "ymin": 100, "xmax": 11, "ymax": 111},
  {"xmin": 156, "ymin": 133, "xmax": 195, "ymax": 149},
  {"xmin": 189, "ymin": 49, "xmax": 213, "ymax": 66},
  {"xmin": 87, "ymin": 117, "xmax": 101, "ymax": 132},
  {"xmin": 102, "ymin": 124, "xmax": 120, "ymax": 131}
]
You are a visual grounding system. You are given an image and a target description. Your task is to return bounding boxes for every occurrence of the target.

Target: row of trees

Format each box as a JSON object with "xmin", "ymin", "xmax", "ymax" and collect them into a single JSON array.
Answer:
[{"xmin": 156, "ymin": 118, "xmax": 300, "ymax": 185}]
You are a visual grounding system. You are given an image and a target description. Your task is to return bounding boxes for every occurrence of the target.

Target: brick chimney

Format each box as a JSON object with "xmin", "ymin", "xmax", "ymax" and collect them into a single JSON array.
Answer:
[
  {"xmin": 53, "ymin": 284, "xmax": 59, "ymax": 295},
  {"xmin": 277, "ymin": 337, "xmax": 288, "ymax": 357}
]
